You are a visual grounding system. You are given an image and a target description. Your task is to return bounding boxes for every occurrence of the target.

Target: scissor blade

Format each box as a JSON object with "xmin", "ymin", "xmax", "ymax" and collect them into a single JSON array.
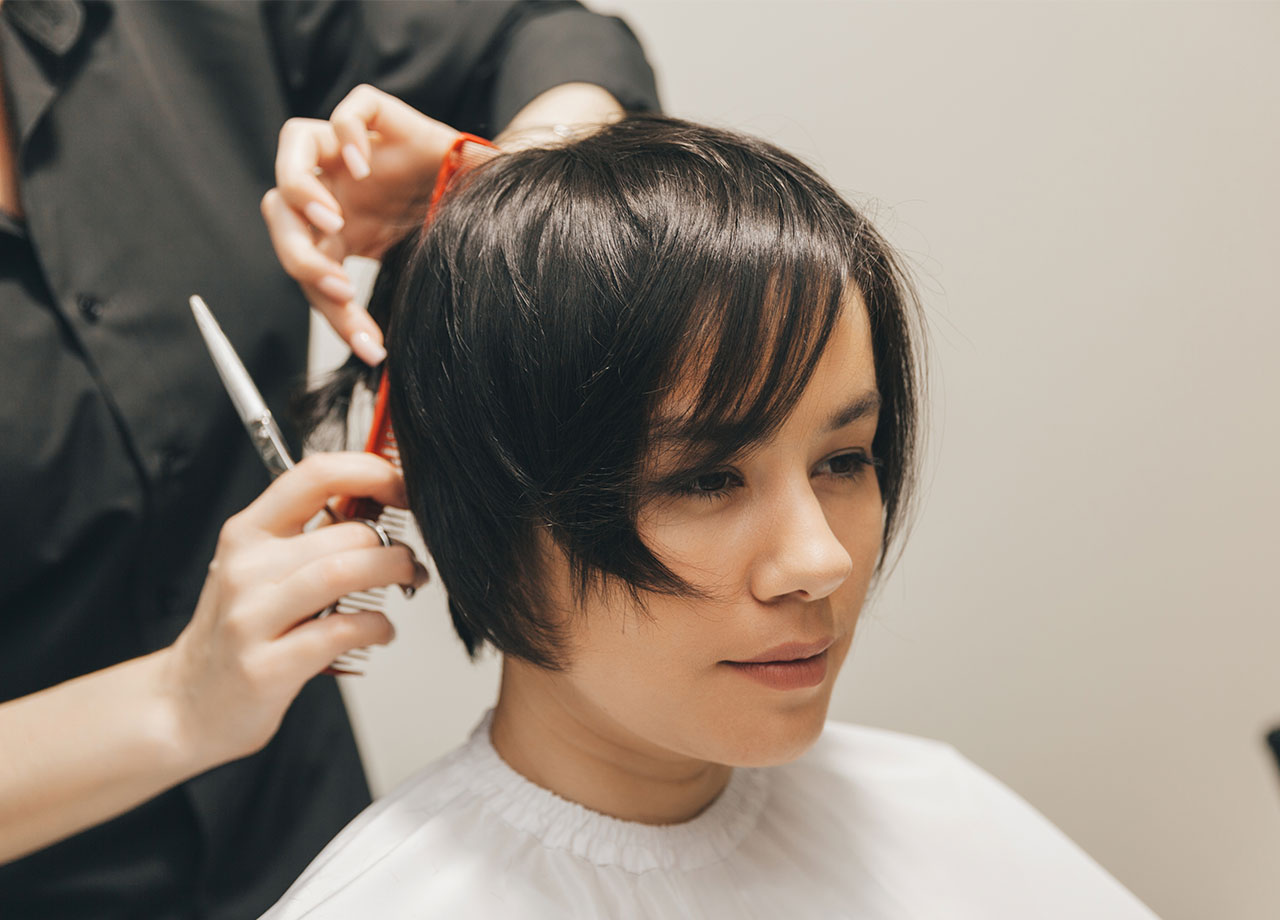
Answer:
[
  {"xmin": 189, "ymin": 295, "xmax": 269, "ymax": 425},
  {"xmin": 189, "ymin": 295, "xmax": 295, "ymax": 477}
]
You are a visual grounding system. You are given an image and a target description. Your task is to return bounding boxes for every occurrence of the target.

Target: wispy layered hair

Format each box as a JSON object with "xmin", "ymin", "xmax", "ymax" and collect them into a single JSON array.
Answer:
[{"xmin": 306, "ymin": 115, "xmax": 923, "ymax": 669}]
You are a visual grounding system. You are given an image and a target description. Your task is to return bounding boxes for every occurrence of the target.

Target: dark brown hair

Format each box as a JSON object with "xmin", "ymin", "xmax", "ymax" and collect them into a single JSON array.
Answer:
[{"xmin": 309, "ymin": 115, "xmax": 923, "ymax": 669}]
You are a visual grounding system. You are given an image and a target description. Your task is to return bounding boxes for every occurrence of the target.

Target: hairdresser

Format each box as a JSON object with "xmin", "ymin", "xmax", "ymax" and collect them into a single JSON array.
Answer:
[{"xmin": 0, "ymin": 1, "xmax": 658, "ymax": 916}]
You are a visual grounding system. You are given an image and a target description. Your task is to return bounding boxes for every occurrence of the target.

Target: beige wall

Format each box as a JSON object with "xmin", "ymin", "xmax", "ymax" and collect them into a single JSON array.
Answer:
[{"xmin": 312, "ymin": 4, "xmax": 1280, "ymax": 918}]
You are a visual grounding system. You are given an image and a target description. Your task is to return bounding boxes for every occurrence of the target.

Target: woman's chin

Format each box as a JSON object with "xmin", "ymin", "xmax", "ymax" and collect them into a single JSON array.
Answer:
[{"xmin": 704, "ymin": 697, "xmax": 833, "ymax": 768}]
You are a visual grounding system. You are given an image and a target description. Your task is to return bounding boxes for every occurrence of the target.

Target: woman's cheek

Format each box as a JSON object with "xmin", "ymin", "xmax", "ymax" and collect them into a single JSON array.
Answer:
[
  {"xmin": 568, "ymin": 587, "xmax": 702, "ymax": 698},
  {"xmin": 827, "ymin": 480, "xmax": 884, "ymax": 559},
  {"xmin": 643, "ymin": 501, "xmax": 758, "ymax": 590}
]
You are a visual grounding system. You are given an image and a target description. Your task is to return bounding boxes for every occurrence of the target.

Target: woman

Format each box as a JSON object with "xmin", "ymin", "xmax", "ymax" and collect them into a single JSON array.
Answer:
[{"xmin": 262, "ymin": 116, "xmax": 1158, "ymax": 918}]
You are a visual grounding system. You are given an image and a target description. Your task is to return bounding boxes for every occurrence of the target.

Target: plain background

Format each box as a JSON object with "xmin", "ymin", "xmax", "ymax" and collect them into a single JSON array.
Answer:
[{"xmin": 309, "ymin": 3, "xmax": 1280, "ymax": 918}]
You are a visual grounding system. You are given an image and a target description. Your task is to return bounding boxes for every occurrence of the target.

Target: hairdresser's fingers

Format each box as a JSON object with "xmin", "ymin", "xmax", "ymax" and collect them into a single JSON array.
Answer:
[
  {"xmin": 327, "ymin": 85, "xmax": 377, "ymax": 180},
  {"xmin": 260, "ymin": 191, "xmax": 384, "ymax": 363},
  {"xmin": 297, "ymin": 272, "xmax": 387, "ymax": 367},
  {"xmin": 274, "ymin": 117, "xmax": 344, "ymax": 217},
  {"xmin": 269, "ymin": 119, "xmax": 372, "ymax": 325},
  {"xmin": 233, "ymin": 453, "xmax": 407, "ymax": 538},
  {"xmin": 329, "ymin": 84, "xmax": 459, "ymax": 174},
  {"xmin": 260, "ymin": 187, "xmax": 347, "ymax": 290},
  {"xmin": 313, "ymin": 292, "xmax": 387, "ymax": 367},
  {"xmin": 199, "ymin": 522, "xmax": 378, "ymax": 608},
  {"xmin": 326, "ymin": 85, "xmax": 388, "ymax": 170},
  {"xmin": 272, "ymin": 608, "xmax": 396, "ymax": 680},
  {"xmin": 261, "ymin": 543, "xmax": 418, "ymax": 637},
  {"xmin": 240, "ymin": 520, "xmax": 394, "ymax": 581},
  {"xmin": 253, "ymin": 523, "xmax": 431, "ymax": 598},
  {"xmin": 316, "ymin": 234, "xmax": 348, "ymax": 264}
]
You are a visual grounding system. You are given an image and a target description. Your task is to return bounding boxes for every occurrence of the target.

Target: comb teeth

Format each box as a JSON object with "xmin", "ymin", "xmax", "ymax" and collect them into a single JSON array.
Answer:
[
  {"xmin": 340, "ymin": 586, "xmax": 387, "ymax": 608},
  {"xmin": 453, "ymin": 138, "xmax": 502, "ymax": 171},
  {"xmin": 378, "ymin": 427, "xmax": 401, "ymax": 468},
  {"xmin": 383, "ymin": 438, "xmax": 400, "ymax": 463}
]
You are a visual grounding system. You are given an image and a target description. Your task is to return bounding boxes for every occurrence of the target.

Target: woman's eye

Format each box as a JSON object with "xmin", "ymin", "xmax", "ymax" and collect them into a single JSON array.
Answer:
[
  {"xmin": 665, "ymin": 452, "xmax": 875, "ymax": 504},
  {"xmin": 668, "ymin": 453, "xmax": 878, "ymax": 503},
  {"xmin": 819, "ymin": 451, "xmax": 880, "ymax": 479},
  {"xmin": 673, "ymin": 470, "xmax": 739, "ymax": 501}
]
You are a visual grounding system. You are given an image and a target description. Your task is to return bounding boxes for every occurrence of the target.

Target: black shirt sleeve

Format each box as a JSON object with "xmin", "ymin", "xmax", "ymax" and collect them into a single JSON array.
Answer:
[
  {"xmin": 486, "ymin": 3, "xmax": 660, "ymax": 128},
  {"xmin": 262, "ymin": 0, "xmax": 660, "ymax": 136}
]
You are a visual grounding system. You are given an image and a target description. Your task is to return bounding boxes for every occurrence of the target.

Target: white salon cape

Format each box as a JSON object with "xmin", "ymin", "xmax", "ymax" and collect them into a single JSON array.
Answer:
[{"xmin": 260, "ymin": 712, "xmax": 1158, "ymax": 919}]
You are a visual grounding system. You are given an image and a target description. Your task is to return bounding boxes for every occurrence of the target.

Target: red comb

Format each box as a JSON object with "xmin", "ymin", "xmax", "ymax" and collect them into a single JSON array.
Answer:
[{"xmin": 426, "ymin": 133, "xmax": 500, "ymax": 221}]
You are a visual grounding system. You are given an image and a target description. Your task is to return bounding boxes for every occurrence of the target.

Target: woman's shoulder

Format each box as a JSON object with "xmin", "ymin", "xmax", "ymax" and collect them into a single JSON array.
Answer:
[
  {"xmin": 783, "ymin": 720, "xmax": 1082, "ymax": 849},
  {"xmin": 766, "ymin": 721, "xmax": 1160, "ymax": 919},
  {"xmin": 768, "ymin": 721, "xmax": 971, "ymax": 834}
]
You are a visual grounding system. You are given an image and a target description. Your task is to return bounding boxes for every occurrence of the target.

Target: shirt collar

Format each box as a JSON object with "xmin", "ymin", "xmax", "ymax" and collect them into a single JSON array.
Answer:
[
  {"xmin": 2, "ymin": 0, "xmax": 85, "ymax": 57},
  {"xmin": 2, "ymin": 0, "xmax": 93, "ymax": 150},
  {"xmin": 0, "ymin": 208, "xmax": 24, "ymax": 239}
]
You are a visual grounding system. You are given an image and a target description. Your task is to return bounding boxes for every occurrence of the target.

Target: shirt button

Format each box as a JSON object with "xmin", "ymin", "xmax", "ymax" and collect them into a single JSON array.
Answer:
[
  {"xmin": 76, "ymin": 293, "xmax": 104, "ymax": 322},
  {"xmin": 158, "ymin": 446, "xmax": 187, "ymax": 478}
]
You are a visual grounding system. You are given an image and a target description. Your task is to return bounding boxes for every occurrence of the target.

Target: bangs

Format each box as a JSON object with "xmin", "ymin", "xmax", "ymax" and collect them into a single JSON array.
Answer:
[{"xmin": 643, "ymin": 264, "xmax": 850, "ymax": 486}]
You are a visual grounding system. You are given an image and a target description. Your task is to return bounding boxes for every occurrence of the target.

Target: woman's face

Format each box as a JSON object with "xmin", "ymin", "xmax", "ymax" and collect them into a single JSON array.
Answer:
[{"xmin": 529, "ymin": 298, "xmax": 883, "ymax": 769}]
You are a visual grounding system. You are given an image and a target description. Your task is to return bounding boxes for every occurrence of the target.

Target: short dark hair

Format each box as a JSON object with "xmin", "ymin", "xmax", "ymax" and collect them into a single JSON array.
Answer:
[{"xmin": 310, "ymin": 115, "xmax": 923, "ymax": 669}]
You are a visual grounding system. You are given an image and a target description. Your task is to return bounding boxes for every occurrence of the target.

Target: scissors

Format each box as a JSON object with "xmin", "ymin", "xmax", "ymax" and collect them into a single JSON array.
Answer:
[{"xmin": 188, "ymin": 293, "xmax": 398, "ymax": 592}]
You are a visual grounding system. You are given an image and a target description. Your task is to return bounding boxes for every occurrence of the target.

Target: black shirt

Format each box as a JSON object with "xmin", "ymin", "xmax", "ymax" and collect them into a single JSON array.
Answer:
[{"xmin": 0, "ymin": 2, "xmax": 658, "ymax": 917}]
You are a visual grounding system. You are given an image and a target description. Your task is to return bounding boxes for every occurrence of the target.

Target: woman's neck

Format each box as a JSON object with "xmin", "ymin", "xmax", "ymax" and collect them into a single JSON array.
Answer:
[{"xmin": 490, "ymin": 658, "xmax": 733, "ymax": 825}]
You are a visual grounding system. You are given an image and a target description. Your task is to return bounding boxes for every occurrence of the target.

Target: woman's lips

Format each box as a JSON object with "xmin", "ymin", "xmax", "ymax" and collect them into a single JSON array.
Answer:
[
  {"xmin": 722, "ymin": 638, "xmax": 834, "ymax": 690},
  {"xmin": 733, "ymin": 639, "xmax": 833, "ymax": 664},
  {"xmin": 723, "ymin": 651, "xmax": 829, "ymax": 690}
]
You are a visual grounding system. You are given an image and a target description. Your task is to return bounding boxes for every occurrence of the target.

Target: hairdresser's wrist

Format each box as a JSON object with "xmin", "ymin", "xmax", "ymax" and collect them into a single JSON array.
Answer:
[
  {"xmin": 494, "ymin": 82, "xmax": 624, "ymax": 150},
  {"xmin": 150, "ymin": 639, "xmax": 286, "ymax": 778},
  {"xmin": 142, "ymin": 647, "xmax": 219, "ymax": 782},
  {"xmin": 150, "ymin": 641, "xmax": 278, "ymax": 784}
]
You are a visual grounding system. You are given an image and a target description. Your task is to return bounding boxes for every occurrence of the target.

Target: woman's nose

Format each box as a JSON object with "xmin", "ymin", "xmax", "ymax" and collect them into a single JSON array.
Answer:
[{"xmin": 748, "ymin": 484, "xmax": 853, "ymax": 603}]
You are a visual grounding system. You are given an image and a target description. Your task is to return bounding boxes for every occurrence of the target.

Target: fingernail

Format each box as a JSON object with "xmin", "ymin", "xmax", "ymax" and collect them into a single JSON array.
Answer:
[
  {"xmin": 317, "ymin": 274, "xmax": 357, "ymax": 303},
  {"xmin": 342, "ymin": 144, "xmax": 371, "ymax": 180},
  {"xmin": 351, "ymin": 330, "xmax": 387, "ymax": 366},
  {"xmin": 401, "ymin": 561, "xmax": 430, "ymax": 598},
  {"xmin": 304, "ymin": 201, "xmax": 345, "ymax": 235}
]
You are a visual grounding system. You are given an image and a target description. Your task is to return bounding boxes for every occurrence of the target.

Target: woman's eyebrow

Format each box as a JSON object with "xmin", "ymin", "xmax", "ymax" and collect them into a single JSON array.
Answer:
[{"xmin": 825, "ymin": 390, "xmax": 882, "ymax": 432}]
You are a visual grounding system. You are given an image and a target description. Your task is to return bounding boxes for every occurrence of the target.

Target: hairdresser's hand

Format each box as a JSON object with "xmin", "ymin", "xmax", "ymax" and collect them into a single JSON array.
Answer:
[
  {"xmin": 162, "ymin": 453, "xmax": 429, "ymax": 766},
  {"xmin": 262, "ymin": 84, "xmax": 461, "ymax": 365},
  {"xmin": 0, "ymin": 453, "xmax": 429, "ymax": 864}
]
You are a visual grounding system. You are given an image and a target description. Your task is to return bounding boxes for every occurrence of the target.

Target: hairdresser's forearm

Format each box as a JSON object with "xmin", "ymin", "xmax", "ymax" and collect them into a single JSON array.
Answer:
[
  {"xmin": 495, "ymin": 83, "xmax": 625, "ymax": 148},
  {"xmin": 0, "ymin": 649, "xmax": 197, "ymax": 865}
]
